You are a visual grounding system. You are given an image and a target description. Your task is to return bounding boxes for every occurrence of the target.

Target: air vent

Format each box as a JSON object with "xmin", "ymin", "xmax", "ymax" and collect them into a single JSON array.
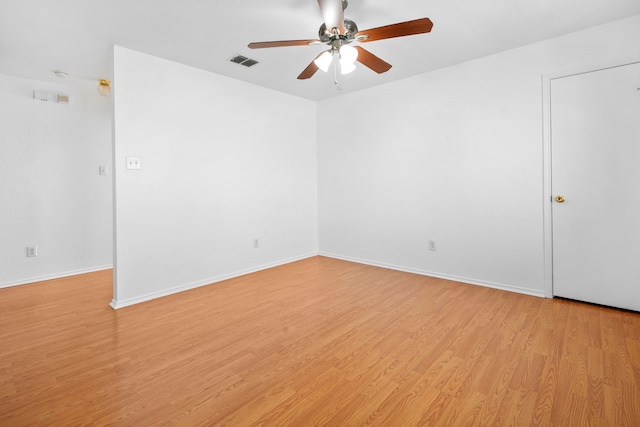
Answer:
[
  {"xmin": 231, "ymin": 55, "xmax": 248, "ymax": 64},
  {"xmin": 241, "ymin": 59, "xmax": 258, "ymax": 67},
  {"xmin": 230, "ymin": 55, "xmax": 259, "ymax": 68}
]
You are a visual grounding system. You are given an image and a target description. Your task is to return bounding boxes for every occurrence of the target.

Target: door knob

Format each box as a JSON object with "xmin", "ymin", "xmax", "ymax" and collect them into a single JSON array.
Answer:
[{"xmin": 555, "ymin": 195, "xmax": 566, "ymax": 203}]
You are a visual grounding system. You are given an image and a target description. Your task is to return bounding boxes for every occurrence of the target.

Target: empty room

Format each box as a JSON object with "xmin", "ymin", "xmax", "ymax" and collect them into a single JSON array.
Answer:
[{"xmin": 1, "ymin": 0, "xmax": 640, "ymax": 425}]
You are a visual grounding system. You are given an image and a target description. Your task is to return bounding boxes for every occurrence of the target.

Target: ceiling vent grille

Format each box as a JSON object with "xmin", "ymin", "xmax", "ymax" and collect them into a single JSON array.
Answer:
[
  {"xmin": 241, "ymin": 59, "xmax": 258, "ymax": 67},
  {"xmin": 231, "ymin": 55, "xmax": 248, "ymax": 64},
  {"xmin": 231, "ymin": 55, "xmax": 259, "ymax": 67}
]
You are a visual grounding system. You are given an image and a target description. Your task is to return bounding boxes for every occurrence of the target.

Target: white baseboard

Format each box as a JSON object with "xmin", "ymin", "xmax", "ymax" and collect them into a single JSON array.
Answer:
[
  {"xmin": 318, "ymin": 252, "xmax": 546, "ymax": 299},
  {"xmin": 0, "ymin": 265, "xmax": 113, "ymax": 289},
  {"xmin": 110, "ymin": 252, "xmax": 318, "ymax": 309},
  {"xmin": 4, "ymin": 253, "xmax": 544, "ymax": 305}
]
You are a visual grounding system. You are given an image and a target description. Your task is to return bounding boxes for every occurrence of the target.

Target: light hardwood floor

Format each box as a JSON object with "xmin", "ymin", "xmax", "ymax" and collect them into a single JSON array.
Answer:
[{"xmin": 1, "ymin": 256, "xmax": 639, "ymax": 426}]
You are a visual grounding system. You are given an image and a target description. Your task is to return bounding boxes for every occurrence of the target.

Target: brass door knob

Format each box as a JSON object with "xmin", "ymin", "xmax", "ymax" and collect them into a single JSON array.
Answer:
[{"xmin": 555, "ymin": 195, "xmax": 566, "ymax": 203}]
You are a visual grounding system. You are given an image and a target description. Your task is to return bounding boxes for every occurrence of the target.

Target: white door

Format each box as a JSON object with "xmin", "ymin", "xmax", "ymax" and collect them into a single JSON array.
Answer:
[{"xmin": 551, "ymin": 62, "xmax": 640, "ymax": 311}]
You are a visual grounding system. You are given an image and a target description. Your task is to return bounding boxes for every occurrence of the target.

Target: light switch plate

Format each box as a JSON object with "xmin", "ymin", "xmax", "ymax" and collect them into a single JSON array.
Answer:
[{"xmin": 126, "ymin": 157, "xmax": 141, "ymax": 170}]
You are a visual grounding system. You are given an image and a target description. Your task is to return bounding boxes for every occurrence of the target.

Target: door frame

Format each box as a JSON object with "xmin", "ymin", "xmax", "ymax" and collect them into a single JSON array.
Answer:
[{"xmin": 542, "ymin": 56, "xmax": 640, "ymax": 298}]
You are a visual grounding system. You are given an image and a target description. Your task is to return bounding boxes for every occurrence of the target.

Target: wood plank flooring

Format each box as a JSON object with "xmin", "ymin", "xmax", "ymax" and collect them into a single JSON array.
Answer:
[{"xmin": 1, "ymin": 256, "xmax": 639, "ymax": 426}]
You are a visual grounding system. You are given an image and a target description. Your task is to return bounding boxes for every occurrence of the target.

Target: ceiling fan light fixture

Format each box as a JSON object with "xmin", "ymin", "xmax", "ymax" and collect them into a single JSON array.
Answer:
[
  {"xmin": 340, "ymin": 60, "xmax": 356, "ymax": 75},
  {"xmin": 314, "ymin": 51, "xmax": 334, "ymax": 72},
  {"xmin": 339, "ymin": 45, "xmax": 358, "ymax": 74}
]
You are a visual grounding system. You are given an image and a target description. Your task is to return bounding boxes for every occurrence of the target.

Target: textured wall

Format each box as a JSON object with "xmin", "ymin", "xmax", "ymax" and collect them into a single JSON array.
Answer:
[{"xmin": 0, "ymin": 74, "xmax": 113, "ymax": 287}]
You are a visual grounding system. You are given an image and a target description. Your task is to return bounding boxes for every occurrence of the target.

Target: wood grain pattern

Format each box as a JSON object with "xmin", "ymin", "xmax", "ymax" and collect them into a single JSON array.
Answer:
[
  {"xmin": 1, "ymin": 256, "xmax": 640, "ymax": 425},
  {"xmin": 248, "ymin": 40, "xmax": 319, "ymax": 49},
  {"xmin": 297, "ymin": 53, "xmax": 323, "ymax": 80},
  {"xmin": 356, "ymin": 18, "xmax": 434, "ymax": 43},
  {"xmin": 354, "ymin": 47, "xmax": 392, "ymax": 74}
]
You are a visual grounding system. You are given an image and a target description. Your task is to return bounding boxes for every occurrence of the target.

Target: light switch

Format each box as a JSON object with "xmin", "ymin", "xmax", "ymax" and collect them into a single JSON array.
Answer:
[{"xmin": 126, "ymin": 157, "xmax": 141, "ymax": 170}]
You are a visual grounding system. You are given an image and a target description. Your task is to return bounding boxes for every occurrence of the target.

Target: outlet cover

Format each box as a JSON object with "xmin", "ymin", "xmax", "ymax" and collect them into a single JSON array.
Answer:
[{"xmin": 26, "ymin": 246, "xmax": 38, "ymax": 257}]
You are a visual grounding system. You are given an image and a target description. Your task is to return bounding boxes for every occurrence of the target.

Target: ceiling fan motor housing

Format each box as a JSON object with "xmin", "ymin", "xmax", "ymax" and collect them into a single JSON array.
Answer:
[{"xmin": 319, "ymin": 18, "xmax": 359, "ymax": 43}]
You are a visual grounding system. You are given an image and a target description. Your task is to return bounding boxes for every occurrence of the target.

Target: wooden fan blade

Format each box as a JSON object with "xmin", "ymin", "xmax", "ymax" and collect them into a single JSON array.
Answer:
[
  {"xmin": 354, "ymin": 46, "xmax": 392, "ymax": 74},
  {"xmin": 297, "ymin": 53, "xmax": 324, "ymax": 80},
  {"xmin": 317, "ymin": 0, "xmax": 345, "ymax": 34},
  {"xmin": 356, "ymin": 17, "xmax": 433, "ymax": 43},
  {"xmin": 248, "ymin": 40, "xmax": 321, "ymax": 49}
]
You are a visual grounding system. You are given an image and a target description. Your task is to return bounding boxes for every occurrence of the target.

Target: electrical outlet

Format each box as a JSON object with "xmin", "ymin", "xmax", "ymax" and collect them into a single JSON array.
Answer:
[
  {"xmin": 253, "ymin": 239, "xmax": 260, "ymax": 249},
  {"xmin": 26, "ymin": 246, "xmax": 38, "ymax": 257},
  {"xmin": 428, "ymin": 240, "xmax": 437, "ymax": 251},
  {"xmin": 126, "ymin": 157, "xmax": 141, "ymax": 170}
]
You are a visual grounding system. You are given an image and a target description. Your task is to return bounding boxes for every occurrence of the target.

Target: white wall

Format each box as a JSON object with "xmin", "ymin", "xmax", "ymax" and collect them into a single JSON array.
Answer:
[
  {"xmin": 112, "ymin": 47, "xmax": 317, "ymax": 308},
  {"xmin": 0, "ymin": 74, "xmax": 113, "ymax": 287},
  {"xmin": 5, "ymin": 15, "xmax": 638, "ymax": 302},
  {"xmin": 317, "ymin": 15, "xmax": 640, "ymax": 296}
]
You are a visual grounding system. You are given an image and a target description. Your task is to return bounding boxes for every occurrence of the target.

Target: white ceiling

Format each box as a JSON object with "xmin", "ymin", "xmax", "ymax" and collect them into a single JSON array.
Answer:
[{"xmin": 1, "ymin": 0, "xmax": 639, "ymax": 101}]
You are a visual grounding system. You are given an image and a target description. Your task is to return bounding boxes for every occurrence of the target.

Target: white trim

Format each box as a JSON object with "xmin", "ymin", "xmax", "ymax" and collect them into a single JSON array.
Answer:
[
  {"xmin": 542, "ymin": 73, "xmax": 554, "ymax": 298},
  {"xmin": 318, "ymin": 252, "xmax": 546, "ymax": 299},
  {"xmin": 544, "ymin": 56, "xmax": 640, "ymax": 81},
  {"xmin": 542, "ymin": 56, "xmax": 640, "ymax": 299},
  {"xmin": 110, "ymin": 54, "xmax": 118, "ymax": 307},
  {"xmin": 109, "ymin": 253, "xmax": 318, "ymax": 309},
  {"xmin": 0, "ymin": 265, "xmax": 113, "ymax": 289}
]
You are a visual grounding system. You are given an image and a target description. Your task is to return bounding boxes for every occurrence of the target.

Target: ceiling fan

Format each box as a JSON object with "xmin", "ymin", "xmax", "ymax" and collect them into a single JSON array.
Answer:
[{"xmin": 248, "ymin": 0, "xmax": 433, "ymax": 80}]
